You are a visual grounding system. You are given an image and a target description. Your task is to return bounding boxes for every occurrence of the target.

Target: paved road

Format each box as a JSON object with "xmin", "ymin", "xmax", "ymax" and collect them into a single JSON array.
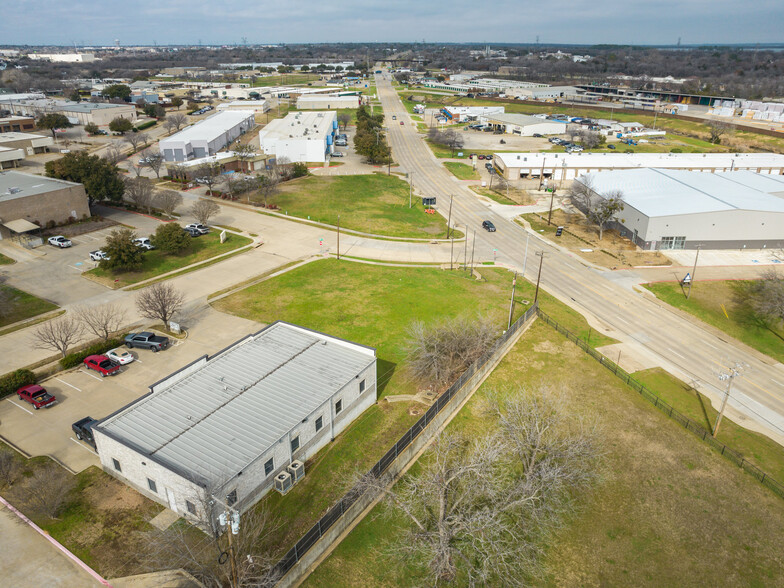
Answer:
[{"xmin": 375, "ymin": 71, "xmax": 784, "ymax": 445}]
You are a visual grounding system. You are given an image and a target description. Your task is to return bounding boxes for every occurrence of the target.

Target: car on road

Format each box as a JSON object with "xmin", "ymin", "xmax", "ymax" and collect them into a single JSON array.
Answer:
[
  {"xmin": 400, "ymin": 121, "xmax": 404, "ymax": 125},
  {"xmin": 184, "ymin": 223, "xmax": 210, "ymax": 235},
  {"xmin": 392, "ymin": 115, "xmax": 396, "ymax": 120},
  {"xmin": 89, "ymin": 250, "xmax": 109, "ymax": 261},
  {"xmin": 48, "ymin": 236, "xmax": 72, "ymax": 248},
  {"xmin": 16, "ymin": 385, "xmax": 57, "ymax": 409},
  {"xmin": 124, "ymin": 331, "xmax": 170, "ymax": 352},
  {"xmin": 132, "ymin": 237, "xmax": 155, "ymax": 250},
  {"xmin": 482, "ymin": 220, "xmax": 497, "ymax": 232},
  {"xmin": 84, "ymin": 355, "xmax": 120, "ymax": 377},
  {"xmin": 331, "ymin": 151, "xmax": 344, "ymax": 157},
  {"xmin": 106, "ymin": 348, "xmax": 135, "ymax": 365},
  {"xmin": 72, "ymin": 417, "xmax": 99, "ymax": 447}
]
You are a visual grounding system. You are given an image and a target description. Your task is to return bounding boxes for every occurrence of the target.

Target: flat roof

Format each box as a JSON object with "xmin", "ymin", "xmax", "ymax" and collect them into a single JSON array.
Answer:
[
  {"xmin": 259, "ymin": 111, "xmax": 336, "ymax": 142},
  {"xmin": 163, "ymin": 110, "xmax": 255, "ymax": 144},
  {"xmin": 494, "ymin": 151, "xmax": 784, "ymax": 169},
  {"xmin": 0, "ymin": 132, "xmax": 48, "ymax": 142},
  {"xmin": 60, "ymin": 102, "xmax": 134, "ymax": 112},
  {"xmin": 583, "ymin": 169, "xmax": 784, "ymax": 217},
  {"xmin": 96, "ymin": 322, "xmax": 375, "ymax": 487},
  {"xmin": 485, "ymin": 113, "xmax": 567, "ymax": 127},
  {"xmin": 0, "ymin": 171, "xmax": 81, "ymax": 201}
]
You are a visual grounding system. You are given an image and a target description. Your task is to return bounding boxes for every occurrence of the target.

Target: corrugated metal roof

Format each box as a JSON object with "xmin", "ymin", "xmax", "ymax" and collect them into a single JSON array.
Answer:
[
  {"xmin": 495, "ymin": 151, "xmax": 784, "ymax": 169},
  {"xmin": 484, "ymin": 113, "xmax": 566, "ymax": 127},
  {"xmin": 162, "ymin": 110, "xmax": 255, "ymax": 144},
  {"xmin": 583, "ymin": 169, "xmax": 784, "ymax": 217},
  {"xmin": 97, "ymin": 322, "xmax": 375, "ymax": 486}
]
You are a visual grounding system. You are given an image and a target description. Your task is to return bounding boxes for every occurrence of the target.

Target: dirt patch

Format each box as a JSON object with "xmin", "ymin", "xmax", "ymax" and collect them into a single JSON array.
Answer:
[
  {"xmin": 42, "ymin": 217, "xmax": 119, "ymax": 238},
  {"xmin": 85, "ymin": 474, "xmax": 151, "ymax": 512}
]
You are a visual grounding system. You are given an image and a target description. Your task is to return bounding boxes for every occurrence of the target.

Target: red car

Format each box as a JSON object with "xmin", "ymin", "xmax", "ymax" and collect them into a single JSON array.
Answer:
[
  {"xmin": 17, "ymin": 385, "xmax": 57, "ymax": 409},
  {"xmin": 84, "ymin": 355, "xmax": 121, "ymax": 377}
]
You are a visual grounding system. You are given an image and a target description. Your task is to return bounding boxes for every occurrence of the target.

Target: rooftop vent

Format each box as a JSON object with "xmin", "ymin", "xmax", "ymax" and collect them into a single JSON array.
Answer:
[{"xmin": 8, "ymin": 187, "xmax": 21, "ymax": 194}]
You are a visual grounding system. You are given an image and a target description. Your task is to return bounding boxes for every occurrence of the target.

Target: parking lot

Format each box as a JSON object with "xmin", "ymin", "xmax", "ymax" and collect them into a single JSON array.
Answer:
[{"xmin": 0, "ymin": 310, "xmax": 262, "ymax": 473}]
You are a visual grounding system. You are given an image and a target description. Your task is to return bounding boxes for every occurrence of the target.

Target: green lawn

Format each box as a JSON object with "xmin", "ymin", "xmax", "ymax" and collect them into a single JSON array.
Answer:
[
  {"xmin": 0, "ymin": 285, "xmax": 59, "ymax": 327},
  {"xmin": 0, "ymin": 252, "xmax": 15, "ymax": 265},
  {"xmin": 443, "ymin": 161, "xmax": 479, "ymax": 180},
  {"xmin": 272, "ymin": 174, "xmax": 451, "ymax": 238},
  {"xmin": 84, "ymin": 231, "xmax": 252, "ymax": 288},
  {"xmin": 644, "ymin": 280, "xmax": 784, "ymax": 363},
  {"xmin": 307, "ymin": 319, "xmax": 784, "ymax": 587}
]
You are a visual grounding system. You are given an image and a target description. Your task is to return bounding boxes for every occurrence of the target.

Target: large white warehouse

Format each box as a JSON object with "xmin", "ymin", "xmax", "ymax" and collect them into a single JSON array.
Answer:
[
  {"xmin": 159, "ymin": 110, "xmax": 255, "ymax": 162},
  {"xmin": 258, "ymin": 111, "xmax": 338, "ymax": 163},
  {"xmin": 574, "ymin": 168, "xmax": 784, "ymax": 250},
  {"xmin": 481, "ymin": 113, "xmax": 567, "ymax": 136}
]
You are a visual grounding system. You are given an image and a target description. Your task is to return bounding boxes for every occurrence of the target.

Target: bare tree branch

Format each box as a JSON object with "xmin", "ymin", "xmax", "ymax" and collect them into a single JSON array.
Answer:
[
  {"xmin": 135, "ymin": 282, "xmax": 185, "ymax": 327},
  {"xmin": 190, "ymin": 199, "xmax": 221, "ymax": 225},
  {"xmin": 74, "ymin": 303, "xmax": 127, "ymax": 341},
  {"xmin": 31, "ymin": 315, "xmax": 82, "ymax": 358},
  {"xmin": 155, "ymin": 189, "xmax": 183, "ymax": 218}
]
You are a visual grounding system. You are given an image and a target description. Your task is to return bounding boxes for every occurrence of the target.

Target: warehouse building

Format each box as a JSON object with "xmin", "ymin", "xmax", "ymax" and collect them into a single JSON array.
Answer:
[
  {"xmin": 93, "ymin": 322, "xmax": 377, "ymax": 524},
  {"xmin": 509, "ymin": 86, "xmax": 580, "ymax": 100},
  {"xmin": 296, "ymin": 95, "xmax": 361, "ymax": 110},
  {"xmin": 493, "ymin": 152, "xmax": 784, "ymax": 181},
  {"xmin": 441, "ymin": 106, "xmax": 504, "ymax": 122},
  {"xmin": 573, "ymin": 169, "xmax": 784, "ymax": 250},
  {"xmin": 481, "ymin": 113, "xmax": 567, "ymax": 136},
  {"xmin": 0, "ymin": 116, "xmax": 36, "ymax": 133},
  {"xmin": 1, "ymin": 98, "xmax": 137, "ymax": 126},
  {"xmin": 159, "ymin": 110, "xmax": 256, "ymax": 162},
  {"xmin": 258, "ymin": 111, "xmax": 338, "ymax": 163},
  {"xmin": 0, "ymin": 171, "xmax": 90, "ymax": 239},
  {"xmin": 217, "ymin": 100, "xmax": 269, "ymax": 114},
  {"xmin": 0, "ymin": 132, "xmax": 54, "ymax": 156},
  {"xmin": 0, "ymin": 146, "xmax": 25, "ymax": 169}
]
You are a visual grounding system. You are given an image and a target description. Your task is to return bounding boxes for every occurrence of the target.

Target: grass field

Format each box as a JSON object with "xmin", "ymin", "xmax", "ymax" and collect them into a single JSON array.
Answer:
[
  {"xmin": 0, "ymin": 285, "xmax": 59, "ymax": 328},
  {"xmin": 644, "ymin": 280, "xmax": 784, "ymax": 363},
  {"xmin": 0, "ymin": 252, "xmax": 14, "ymax": 265},
  {"xmin": 84, "ymin": 232, "xmax": 252, "ymax": 288},
  {"xmin": 212, "ymin": 259, "xmax": 615, "ymax": 558},
  {"xmin": 306, "ymin": 319, "xmax": 784, "ymax": 587},
  {"xmin": 543, "ymin": 134, "xmax": 726, "ymax": 154},
  {"xmin": 273, "ymin": 174, "xmax": 451, "ymax": 238},
  {"xmin": 443, "ymin": 161, "xmax": 479, "ymax": 180}
]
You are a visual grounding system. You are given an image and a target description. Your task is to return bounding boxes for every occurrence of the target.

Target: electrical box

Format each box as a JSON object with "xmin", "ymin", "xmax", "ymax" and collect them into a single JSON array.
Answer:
[
  {"xmin": 275, "ymin": 471, "xmax": 293, "ymax": 495},
  {"xmin": 287, "ymin": 460, "xmax": 305, "ymax": 484}
]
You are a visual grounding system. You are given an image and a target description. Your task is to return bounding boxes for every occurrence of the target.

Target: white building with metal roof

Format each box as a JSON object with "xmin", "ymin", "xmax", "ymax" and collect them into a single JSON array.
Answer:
[
  {"xmin": 574, "ymin": 168, "xmax": 784, "ymax": 250},
  {"xmin": 258, "ymin": 111, "xmax": 338, "ymax": 163},
  {"xmin": 159, "ymin": 110, "xmax": 256, "ymax": 162},
  {"xmin": 93, "ymin": 322, "xmax": 377, "ymax": 523}
]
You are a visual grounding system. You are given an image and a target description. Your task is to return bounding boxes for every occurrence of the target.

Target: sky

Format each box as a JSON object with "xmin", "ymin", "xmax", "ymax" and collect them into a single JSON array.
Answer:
[{"xmin": 2, "ymin": 0, "xmax": 783, "ymax": 46}]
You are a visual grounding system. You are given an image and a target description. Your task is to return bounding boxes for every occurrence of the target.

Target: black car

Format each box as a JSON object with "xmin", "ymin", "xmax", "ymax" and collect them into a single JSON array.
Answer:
[
  {"xmin": 608, "ymin": 144, "xmax": 616, "ymax": 149},
  {"xmin": 485, "ymin": 162, "xmax": 494, "ymax": 170},
  {"xmin": 482, "ymin": 220, "xmax": 496, "ymax": 232},
  {"xmin": 532, "ymin": 133, "xmax": 543, "ymax": 138},
  {"xmin": 72, "ymin": 417, "xmax": 99, "ymax": 448}
]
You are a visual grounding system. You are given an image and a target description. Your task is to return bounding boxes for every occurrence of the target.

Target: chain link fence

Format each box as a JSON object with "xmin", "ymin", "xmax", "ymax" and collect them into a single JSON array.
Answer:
[{"xmin": 536, "ymin": 309, "xmax": 784, "ymax": 500}]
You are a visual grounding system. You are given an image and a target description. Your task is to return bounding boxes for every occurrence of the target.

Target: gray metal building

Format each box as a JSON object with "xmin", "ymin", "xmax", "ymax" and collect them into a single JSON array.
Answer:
[
  {"xmin": 93, "ymin": 322, "xmax": 377, "ymax": 524},
  {"xmin": 575, "ymin": 168, "xmax": 784, "ymax": 250}
]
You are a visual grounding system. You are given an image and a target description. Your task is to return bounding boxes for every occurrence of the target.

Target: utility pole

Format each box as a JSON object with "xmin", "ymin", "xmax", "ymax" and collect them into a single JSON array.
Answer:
[
  {"xmin": 463, "ymin": 226, "xmax": 468, "ymax": 271},
  {"xmin": 538, "ymin": 157, "xmax": 546, "ymax": 190},
  {"xmin": 507, "ymin": 271, "xmax": 518, "ymax": 329},
  {"xmin": 336, "ymin": 214, "xmax": 340, "ymax": 260},
  {"xmin": 547, "ymin": 189, "xmax": 557, "ymax": 225},
  {"xmin": 469, "ymin": 230, "xmax": 476, "ymax": 274},
  {"xmin": 446, "ymin": 194, "xmax": 453, "ymax": 239},
  {"xmin": 534, "ymin": 251, "xmax": 545, "ymax": 303},
  {"xmin": 713, "ymin": 363, "xmax": 745, "ymax": 437},
  {"xmin": 687, "ymin": 245, "xmax": 701, "ymax": 299},
  {"xmin": 212, "ymin": 495, "xmax": 240, "ymax": 588}
]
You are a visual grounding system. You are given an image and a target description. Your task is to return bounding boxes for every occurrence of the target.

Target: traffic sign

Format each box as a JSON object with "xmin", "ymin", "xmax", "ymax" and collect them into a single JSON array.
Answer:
[{"xmin": 682, "ymin": 272, "xmax": 691, "ymax": 284}]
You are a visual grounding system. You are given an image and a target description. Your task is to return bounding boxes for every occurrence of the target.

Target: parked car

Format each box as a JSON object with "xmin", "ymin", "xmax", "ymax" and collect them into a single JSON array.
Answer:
[
  {"xmin": 477, "ymin": 154, "xmax": 486, "ymax": 160},
  {"xmin": 400, "ymin": 121, "xmax": 404, "ymax": 125},
  {"xmin": 95, "ymin": 130, "xmax": 108, "ymax": 136},
  {"xmin": 16, "ymin": 384, "xmax": 57, "ymax": 409},
  {"xmin": 532, "ymin": 133, "xmax": 543, "ymax": 138},
  {"xmin": 83, "ymin": 355, "xmax": 120, "ymax": 377},
  {"xmin": 608, "ymin": 144, "xmax": 616, "ymax": 149},
  {"xmin": 89, "ymin": 250, "xmax": 109, "ymax": 261},
  {"xmin": 482, "ymin": 220, "xmax": 497, "ymax": 232},
  {"xmin": 331, "ymin": 151, "xmax": 344, "ymax": 157},
  {"xmin": 184, "ymin": 223, "xmax": 210, "ymax": 235},
  {"xmin": 184, "ymin": 227, "xmax": 201, "ymax": 238},
  {"xmin": 485, "ymin": 162, "xmax": 494, "ymax": 170},
  {"xmin": 132, "ymin": 237, "xmax": 155, "ymax": 250},
  {"xmin": 72, "ymin": 417, "xmax": 99, "ymax": 448},
  {"xmin": 124, "ymin": 331, "xmax": 170, "ymax": 352},
  {"xmin": 138, "ymin": 157, "xmax": 152, "ymax": 164},
  {"xmin": 48, "ymin": 236, "xmax": 72, "ymax": 248},
  {"xmin": 106, "ymin": 348, "xmax": 135, "ymax": 365},
  {"xmin": 469, "ymin": 153, "xmax": 478, "ymax": 159}
]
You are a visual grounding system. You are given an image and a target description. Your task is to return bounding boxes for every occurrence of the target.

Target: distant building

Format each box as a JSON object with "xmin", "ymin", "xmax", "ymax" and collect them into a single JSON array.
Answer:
[
  {"xmin": 217, "ymin": 100, "xmax": 269, "ymax": 114},
  {"xmin": 480, "ymin": 113, "xmax": 567, "ymax": 136},
  {"xmin": 0, "ymin": 132, "xmax": 54, "ymax": 156},
  {"xmin": 296, "ymin": 95, "xmax": 361, "ymax": 110},
  {"xmin": 160, "ymin": 110, "xmax": 256, "ymax": 162},
  {"xmin": 1, "ymin": 98, "xmax": 137, "ymax": 126},
  {"xmin": 258, "ymin": 111, "xmax": 338, "ymax": 163},
  {"xmin": 0, "ymin": 116, "xmax": 36, "ymax": 133},
  {"xmin": 27, "ymin": 53, "xmax": 96, "ymax": 63},
  {"xmin": 0, "ymin": 145, "xmax": 25, "ymax": 169},
  {"xmin": 441, "ymin": 106, "xmax": 504, "ymax": 122}
]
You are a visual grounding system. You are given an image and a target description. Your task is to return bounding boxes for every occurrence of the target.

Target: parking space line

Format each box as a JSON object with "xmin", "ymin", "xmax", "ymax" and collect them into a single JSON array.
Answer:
[
  {"xmin": 79, "ymin": 369, "xmax": 104, "ymax": 382},
  {"xmin": 70, "ymin": 438, "xmax": 99, "ymax": 456},
  {"xmin": 55, "ymin": 377, "xmax": 81, "ymax": 392},
  {"xmin": 69, "ymin": 265, "xmax": 83, "ymax": 271},
  {"xmin": 7, "ymin": 399, "xmax": 33, "ymax": 415}
]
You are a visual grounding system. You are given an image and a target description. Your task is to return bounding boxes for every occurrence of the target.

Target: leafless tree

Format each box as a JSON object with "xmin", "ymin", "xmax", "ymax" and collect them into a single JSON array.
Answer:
[
  {"xmin": 356, "ymin": 385, "xmax": 597, "ymax": 586},
  {"xmin": 13, "ymin": 463, "xmax": 75, "ymax": 520},
  {"xmin": 195, "ymin": 161, "xmax": 222, "ymax": 194},
  {"xmin": 736, "ymin": 269, "xmax": 784, "ymax": 329},
  {"xmin": 125, "ymin": 131, "xmax": 148, "ymax": 153},
  {"xmin": 567, "ymin": 125, "xmax": 581, "ymax": 142},
  {"xmin": 162, "ymin": 118, "xmax": 177, "ymax": 134},
  {"xmin": 708, "ymin": 120, "xmax": 733, "ymax": 144},
  {"xmin": 255, "ymin": 173, "xmax": 280, "ymax": 208},
  {"xmin": 103, "ymin": 140, "xmax": 124, "ymax": 164},
  {"xmin": 74, "ymin": 303, "xmax": 127, "ymax": 341},
  {"xmin": 124, "ymin": 176, "xmax": 155, "ymax": 213},
  {"xmin": 404, "ymin": 315, "xmax": 498, "ymax": 388},
  {"xmin": 135, "ymin": 282, "xmax": 185, "ymax": 327},
  {"xmin": 155, "ymin": 189, "xmax": 183, "ymax": 218},
  {"xmin": 169, "ymin": 113, "xmax": 188, "ymax": 131},
  {"xmin": 31, "ymin": 315, "xmax": 82, "ymax": 358},
  {"xmin": 585, "ymin": 188, "xmax": 624, "ymax": 241},
  {"xmin": 190, "ymin": 199, "xmax": 221, "ymax": 225},
  {"xmin": 232, "ymin": 142, "xmax": 255, "ymax": 173},
  {"xmin": 142, "ymin": 149, "xmax": 166, "ymax": 179},
  {"xmin": 337, "ymin": 112, "xmax": 352, "ymax": 130},
  {"xmin": 0, "ymin": 451, "xmax": 21, "ymax": 488},
  {"xmin": 578, "ymin": 129, "xmax": 602, "ymax": 149},
  {"xmin": 427, "ymin": 127, "xmax": 464, "ymax": 157}
]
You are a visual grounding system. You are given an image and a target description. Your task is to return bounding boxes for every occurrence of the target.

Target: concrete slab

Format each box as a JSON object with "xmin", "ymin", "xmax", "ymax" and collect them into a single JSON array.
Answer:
[
  {"xmin": 110, "ymin": 570, "xmax": 203, "ymax": 588},
  {"xmin": 149, "ymin": 508, "xmax": 180, "ymax": 531},
  {"xmin": 665, "ymin": 248, "xmax": 784, "ymax": 267}
]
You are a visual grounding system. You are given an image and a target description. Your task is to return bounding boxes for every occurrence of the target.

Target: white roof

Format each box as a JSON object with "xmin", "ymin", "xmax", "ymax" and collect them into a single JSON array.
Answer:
[
  {"xmin": 218, "ymin": 100, "xmax": 267, "ymax": 108},
  {"xmin": 164, "ymin": 110, "xmax": 255, "ymax": 144},
  {"xmin": 583, "ymin": 169, "xmax": 784, "ymax": 217},
  {"xmin": 494, "ymin": 151, "xmax": 784, "ymax": 170},
  {"xmin": 259, "ymin": 111, "xmax": 336, "ymax": 142},
  {"xmin": 485, "ymin": 113, "xmax": 567, "ymax": 127},
  {"xmin": 96, "ymin": 322, "xmax": 375, "ymax": 487}
]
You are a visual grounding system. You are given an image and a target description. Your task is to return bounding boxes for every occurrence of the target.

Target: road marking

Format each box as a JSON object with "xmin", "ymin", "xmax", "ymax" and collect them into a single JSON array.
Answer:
[
  {"xmin": 669, "ymin": 349, "xmax": 686, "ymax": 359},
  {"xmin": 70, "ymin": 437, "xmax": 99, "ymax": 456},
  {"xmin": 614, "ymin": 316, "xmax": 630, "ymax": 325},
  {"xmin": 772, "ymin": 379, "xmax": 784, "ymax": 387},
  {"xmin": 55, "ymin": 377, "xmax": 81, "ymax": 392},
  {"xmin": 79, "ymin": 369, "xmax": 104, "ymax": 382},
  {"xmin": 7, "ymin": 399, "xmax": 33, "ymax": 414},
  {"xmin": 69, "ymin": 265, "xmax": 83, "ymax": 271},
  {"xmin": 703, "ymin": 341, "xmax": 718, "ymax": 350}
]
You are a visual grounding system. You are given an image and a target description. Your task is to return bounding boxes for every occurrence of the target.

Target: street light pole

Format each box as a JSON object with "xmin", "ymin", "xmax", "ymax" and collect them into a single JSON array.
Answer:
[
  {"xmin": 547, "ymin": 189, "xmax": 556, "ymax": 225},
  {"xmin": 446, "ymin": 194, "xmax": 453, "ymax": 239},
  {"xmin": 534, "ymin": 251, "xmax": 545, "ymax": 303},
  {"xmin": 507, "ymin": 271, "xmax": 518, "ymax": 329},
  {"xmin": 713, "ymin": 364, "xmax": 744, "ymax": 437}
]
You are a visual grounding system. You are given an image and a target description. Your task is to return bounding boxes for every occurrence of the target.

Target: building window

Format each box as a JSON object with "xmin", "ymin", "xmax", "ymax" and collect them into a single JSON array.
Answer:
[
  {"xmin": 660, "ymin": 236, "xmax": 686, "ymax": 251},
  {"xmin": 359, "ymin": 379, "xmax": 366, "ymax": 393},
  {"xmin": 112, "ymin": 458, "xmax": 122, "ymax": 472},
  {"xmin": 315, "ymin": 416, "xmax": 323, "ymax": 432},
  {"xmin": 147, "ymin": 478, "xmax": 157, "ymax": 493},
  {"xmin": 291, "ymin": 436, "xmax": 300, "ymax": 453},
  {"xmin": 335, "ymin": 398, "xmax": 343, "ymax": 414},
  {"xmin": 264, "ymin": 458, "xmax": 274, "ymax": 476},
  {"xmin": 227, "ymin": 490, "xmax": 237, "ymax": 506},
  {"xmin": 186, "ymin": 501, "xmax": 197, "ymax": 515}
]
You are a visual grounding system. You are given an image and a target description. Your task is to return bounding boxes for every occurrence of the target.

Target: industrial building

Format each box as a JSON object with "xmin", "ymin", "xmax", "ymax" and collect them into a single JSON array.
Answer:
[
  {"xmin": 166, "ymin": 150, "xmax": 270, "ymax": 179},
  {"xmin": 27, "ymin": 52, "xmax": 96, "ymax": 63},
  {"xmin": 574, "ymin": 169, "xmax": 784, "ymax": 250},
  {"xmin": 1, "ymin": 98, "xmax": 137, "ymax": 126},
  {"xmin": 493, "ymin": 152, "xmax": 784, "ymax": 181},
  {"xmin": 296, "ymin": 95, "xmax": 361, "ymax": 110},
  {"xmin": 441, "ymin": 106, "xmax": 504, "ymax": 122},
  {"xmin": 509, "ymin": 86, "xmax": 580, "ymax": 101},
  {"xmin": 0, "ymin": 132, "xmax": 54, "ymax": 155},
  {"xmin": 217, "ymin": 100, "xmax": 269, "ymax": 114},
  {"xmin": 0, "ymin": 171, "xmax": 90, "ymax": 240},
  {"xmin": 258, "ymin": 111, "xmax": 338, "ymax": 163},
  {"xmin": 92, "ymin": 322, "xmax": 377, "ymax": 523},
  {"xmin": 0, "ymin": 146, "xmax": 25, "ymax": 169},
  {"xmin": 481, "ymin": 113, "xmax": 567, "ymax": 136},
  {"xmin": 159, "ymin": 110, "xmax": 256, "ymax": 162},
  {"xmin": 0, "ymin": 116, "xmax": 36, "ymax": 133}
]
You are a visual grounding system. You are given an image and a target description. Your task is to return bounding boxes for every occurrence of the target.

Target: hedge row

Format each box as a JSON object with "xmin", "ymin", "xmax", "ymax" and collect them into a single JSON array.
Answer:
[
  {"xmin": 0, "ymin": 369, "xmax": 36, "ymax": 398},
  {"xmin": 60, "ymin": 336, "xmax": 126, "ymax": 369},
  {"xmin": 136, "ymin": 120, "xmax": 157, "ymax": 131}
]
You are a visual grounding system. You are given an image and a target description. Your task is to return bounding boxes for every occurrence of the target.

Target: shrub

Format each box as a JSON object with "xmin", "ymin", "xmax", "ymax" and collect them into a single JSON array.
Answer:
[
  {"xmin": 152, "ymin": 222, "xmax": 191, "ymax": 253},
  {"xmin": 670, "ymin": 148, "xmax": 683, "ymax": 153},
  {"xmin": 136, "ymin": 120, "xmax": 157, "ymax": 130},
  {"xmin": 0, "ymin": 369, "xmax": 36, "ymax": 398},
  {"xmin": 59, "ymin": 336, "xmax": 125, "ymax": 369}
]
